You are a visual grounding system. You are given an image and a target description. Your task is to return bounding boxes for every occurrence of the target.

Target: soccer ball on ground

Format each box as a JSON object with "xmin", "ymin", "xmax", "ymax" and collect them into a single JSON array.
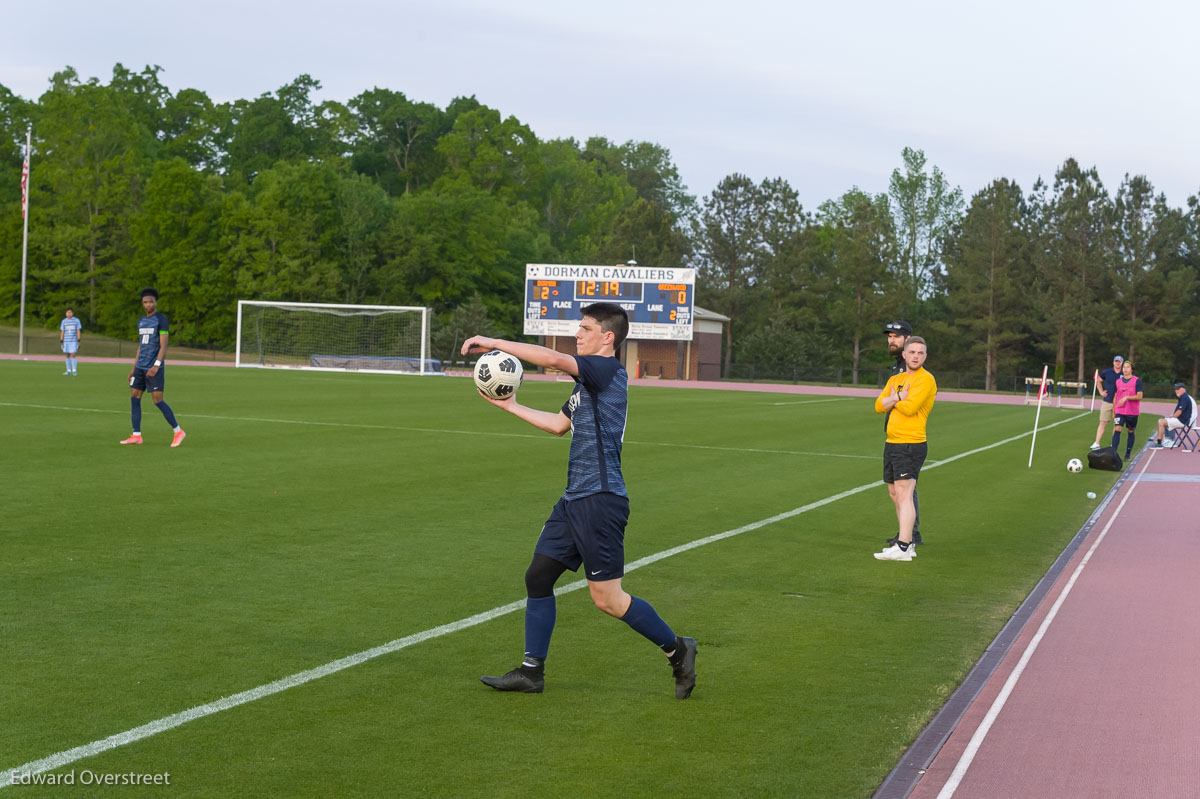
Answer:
[
  {"xmin": 1067, "ymin": 458, "xmax": 1083, "ymax": 473},
  {"xmin": 473, "ymin": 350, "xmax": 523, "ymax": 399}
]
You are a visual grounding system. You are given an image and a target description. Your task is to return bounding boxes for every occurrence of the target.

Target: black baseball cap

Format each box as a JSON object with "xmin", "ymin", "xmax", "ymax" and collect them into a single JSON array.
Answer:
[
  {"xmin": 1174, "ymin": 382, "xmax": 1186, "ymax": 389},
  {"xmin": 883, "ymin": 320, "xmax": 912, "ymax": 336}
]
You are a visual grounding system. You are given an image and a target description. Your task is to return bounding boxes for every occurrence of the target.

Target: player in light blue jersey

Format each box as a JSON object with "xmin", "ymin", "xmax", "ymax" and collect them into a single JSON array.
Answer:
[
  {"xmin": 460, "ymin": 303, "xmax": 697, "ymax": 699},
  {"xmin": 120, "ymin": 288, "xmax": 186, "ymax": 447},
  {"xmin": 59, "ymin": 308, "xmax": 82, "ymax": 375}
]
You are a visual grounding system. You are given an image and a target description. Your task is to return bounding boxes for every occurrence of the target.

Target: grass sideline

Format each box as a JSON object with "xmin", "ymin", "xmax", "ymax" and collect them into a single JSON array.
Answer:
[{"xmin": 1, "ymin": 361, "xmax": 1118, "ymax": 797}]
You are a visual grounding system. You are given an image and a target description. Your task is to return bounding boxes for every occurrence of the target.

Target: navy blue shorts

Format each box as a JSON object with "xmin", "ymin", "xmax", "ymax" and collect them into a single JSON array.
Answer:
[
  {"xmin": 1114, "ymin": 413, "xmax": 1139, "ymax": 430},
  {"xmin": 883, "ymin": 442, "xmax": 927, "ymax": 483},
  {"xmin": 130, "ymin": 365, "xmax": 165, "ymax": 393},
  {"xmin": 535, "ymin": 492, "xmax": 629, "ymax": 581}
]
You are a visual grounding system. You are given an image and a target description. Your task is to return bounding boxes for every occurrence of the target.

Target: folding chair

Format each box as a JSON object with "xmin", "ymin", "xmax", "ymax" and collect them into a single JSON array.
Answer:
[{"xmin": 1167, "ymin": 395, "xmax": 1198, "ymax": 453}]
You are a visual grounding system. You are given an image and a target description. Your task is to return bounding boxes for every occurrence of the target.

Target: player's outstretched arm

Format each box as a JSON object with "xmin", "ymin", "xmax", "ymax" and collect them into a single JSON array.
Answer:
[
  {"xmin": 477, "ymin": 392, "xmax": 571, "ymax": 436},
  {"xmin": 461, "ymin": 336, "xmax": 578, "ymax": 376}
]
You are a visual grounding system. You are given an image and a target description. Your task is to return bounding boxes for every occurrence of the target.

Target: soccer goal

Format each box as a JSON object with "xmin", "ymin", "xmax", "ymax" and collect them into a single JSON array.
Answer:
[{"xmin": 235, "ymin": 301, "xmax": 435, "ymax": 374}]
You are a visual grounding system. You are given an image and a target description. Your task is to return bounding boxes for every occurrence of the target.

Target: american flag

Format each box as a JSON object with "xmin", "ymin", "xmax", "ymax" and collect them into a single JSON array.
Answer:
[{"xmin": 20, "ymin": 151, "xmax": 29, "ymax": 219}]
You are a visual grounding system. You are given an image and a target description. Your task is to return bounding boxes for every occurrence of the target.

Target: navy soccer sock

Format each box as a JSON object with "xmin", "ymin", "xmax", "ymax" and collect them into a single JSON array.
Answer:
[
  {"xmin": 1125, "ymin": 432, "xmax": 1135, "ymax": 457},
  {"xmin": 620, "ymin": 596, "xmax": 676, "ymax": 649},
  {"xmin": 131, "ymin": 397, "xmax": 142, "ymax": 433},
  {"xmin": 1111, "ymin": 431, "xmax": 1121, "ymax": 450},
  {"xmin": 155, "ymin": 400, "xmax": 179, "ymax": 429},
  {"xmin": 524, "ymin": 595, "xmax": 556, "ymax": 660}
]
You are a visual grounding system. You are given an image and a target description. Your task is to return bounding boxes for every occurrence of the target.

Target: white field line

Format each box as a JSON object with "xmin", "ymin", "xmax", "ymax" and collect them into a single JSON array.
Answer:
[
  {"xmin": 935, "ymin": 446, "xmax": 1152, "ymax": 799},
  {"xmin": 0, "ymin": 411, "xmax": 1088, "ymax": 786},
  {"xmin": 766, "ymin": 397, "xmax": 856, "ymax": 406},
  {"xmin": 0, "ymin": 401, "xmax": 873, "ymax": 459}
]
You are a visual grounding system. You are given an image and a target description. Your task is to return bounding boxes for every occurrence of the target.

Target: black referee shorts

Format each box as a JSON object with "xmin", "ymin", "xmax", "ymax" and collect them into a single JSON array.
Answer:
[{"xmin": 883, "ymin": 442, "xmax": 928, "ymax": 483}]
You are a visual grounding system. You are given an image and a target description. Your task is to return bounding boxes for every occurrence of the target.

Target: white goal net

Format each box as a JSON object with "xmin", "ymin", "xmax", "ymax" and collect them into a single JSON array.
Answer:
[{"xmin": 235, "ymin": 301, "xmax": 433, "ymax": 374}]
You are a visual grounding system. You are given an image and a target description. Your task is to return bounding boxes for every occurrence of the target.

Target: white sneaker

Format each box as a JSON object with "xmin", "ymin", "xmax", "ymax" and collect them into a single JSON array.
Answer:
[
  {"xmin": 874, "ymin": 544, "xmax": 913, "ymax": 562},
  {"xmin": 1089, "ymin": 442, "xmax": 1101, "ymax": 450}
]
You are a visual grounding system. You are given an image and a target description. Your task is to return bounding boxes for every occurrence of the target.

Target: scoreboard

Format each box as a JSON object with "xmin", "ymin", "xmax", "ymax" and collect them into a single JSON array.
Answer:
[{"xmin": 523, "ymin": 263, "xmax": 695, "ymax": 341}]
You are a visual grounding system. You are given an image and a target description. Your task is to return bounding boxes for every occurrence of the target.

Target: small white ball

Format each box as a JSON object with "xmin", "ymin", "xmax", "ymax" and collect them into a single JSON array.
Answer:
[{"xmin": 1087, "ymin": 491, "xmax": 1097, "ymax": 499}]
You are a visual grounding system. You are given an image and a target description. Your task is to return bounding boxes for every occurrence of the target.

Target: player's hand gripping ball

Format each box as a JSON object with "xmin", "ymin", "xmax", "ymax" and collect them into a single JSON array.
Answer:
[
  {"xmin": 1066, "ymin": 457, "xmax": 1083, "ymax": 473},
  {"xmin": 473, "ymin": 350, "xmax": 523, "ymax": 399}
]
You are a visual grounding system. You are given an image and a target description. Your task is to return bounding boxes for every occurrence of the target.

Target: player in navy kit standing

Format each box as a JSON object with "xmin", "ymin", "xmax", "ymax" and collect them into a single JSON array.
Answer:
[
  {"xmin": 460, "ymin": 302, "xmax": 697, "ymax": 699},
  {"xmin": 120, "ymin": 288, "xmax": 186, "ymax": 447}
]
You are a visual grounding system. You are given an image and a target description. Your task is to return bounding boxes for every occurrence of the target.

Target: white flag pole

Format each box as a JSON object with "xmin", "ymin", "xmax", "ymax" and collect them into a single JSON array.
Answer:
[
  {"xmin": 1028, "ymin": 364, "xmax": 1049, "ymax": 468},
  {"xmin": 1090, "ymin": 370, "xmax": 1099, "ymax": 412},
  {"xmin": 18, "ymin": 126, "xmax": 31, "ymax": 356}
]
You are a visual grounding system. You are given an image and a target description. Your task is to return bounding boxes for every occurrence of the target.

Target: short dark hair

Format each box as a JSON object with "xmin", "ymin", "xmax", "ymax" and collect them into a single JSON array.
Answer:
[
  {"xmin": 140, "ymin": 287, "xmax": 159, "ymax": 299},
  {"xmin": 582, "ymin": 302, "xmax": 629, "ymax": 349}
]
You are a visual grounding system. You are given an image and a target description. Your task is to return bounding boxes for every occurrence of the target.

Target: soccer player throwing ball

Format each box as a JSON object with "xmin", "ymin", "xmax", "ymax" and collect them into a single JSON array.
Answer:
[
  {"xmin": 120, "ymin": 288, "xmax": 186, "ymax": 448},
  {"xmin": 460, "ymin": 303, "xmax": 697, "ymax": 698},
  {"xmin": 874, "ymin": 337, "xmax": 937, "ymax": 562}
]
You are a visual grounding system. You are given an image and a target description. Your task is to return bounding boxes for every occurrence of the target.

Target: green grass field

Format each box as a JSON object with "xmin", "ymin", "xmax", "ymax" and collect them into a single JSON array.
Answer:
[{"xmin": 1, "ymin": 361, "xmax": 1119, "ymax": 797}]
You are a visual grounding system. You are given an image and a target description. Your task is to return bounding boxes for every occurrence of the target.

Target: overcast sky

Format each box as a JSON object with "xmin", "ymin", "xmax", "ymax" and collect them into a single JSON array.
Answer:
[{"xmin": 6, "ymin": 0, "xmax": 1199, "ymax": 212}]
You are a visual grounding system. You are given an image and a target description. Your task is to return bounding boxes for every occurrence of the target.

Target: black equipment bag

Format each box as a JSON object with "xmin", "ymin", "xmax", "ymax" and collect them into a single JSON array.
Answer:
[{"xmin": 1087, "ymin": 446, "xmax": 1123, "ymax": 471}]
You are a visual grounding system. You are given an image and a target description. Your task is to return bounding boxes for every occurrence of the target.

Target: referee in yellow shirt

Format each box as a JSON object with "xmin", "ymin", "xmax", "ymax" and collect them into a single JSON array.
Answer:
[{"xmin": 873, "ymin": 336, "xmax": 936, "ymax": 562}]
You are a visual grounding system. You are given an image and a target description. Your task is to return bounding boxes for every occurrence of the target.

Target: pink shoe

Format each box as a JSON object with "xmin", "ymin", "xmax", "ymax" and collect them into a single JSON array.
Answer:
[
  {"xmin": 120, "ymin": 434, "xmax": 143, "ymax": 445},
  {"xmin": 171, "ymin": 430, "xmax": 187, "ymax": 448}
]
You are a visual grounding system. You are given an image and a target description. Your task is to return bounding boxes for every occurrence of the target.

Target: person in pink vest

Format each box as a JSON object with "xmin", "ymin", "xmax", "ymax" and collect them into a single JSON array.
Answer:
[{"xmin": 1111, "ymin": 359, "xmax": 1144, "ymax": 459}]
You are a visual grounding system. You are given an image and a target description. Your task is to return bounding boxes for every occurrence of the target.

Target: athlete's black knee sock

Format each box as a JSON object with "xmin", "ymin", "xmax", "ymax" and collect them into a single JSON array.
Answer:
[
  {"xmin": 1125, "ymin": 432, "xmax": 1135, "ymax": 457},
  {"xmin": 1111, "ymin": 430, "xmax": 1121, "ymax": 450}
]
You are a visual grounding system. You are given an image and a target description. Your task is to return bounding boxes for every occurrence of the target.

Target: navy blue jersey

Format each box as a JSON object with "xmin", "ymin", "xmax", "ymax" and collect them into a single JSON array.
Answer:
[
  {"xmin": 1176, "ymin": 392, "xmax": 1194, "ymax": 426},
  {"xmin": 1098, "ymin": 368, "xmax": 1120, "ymax": 403},
  {"xmin": 136, "ymin": 312, "xmax": 169, "ymax": 369},
  {"xmin": 560, "ymin": 355, "xmax": 628, "ymax": 499}
]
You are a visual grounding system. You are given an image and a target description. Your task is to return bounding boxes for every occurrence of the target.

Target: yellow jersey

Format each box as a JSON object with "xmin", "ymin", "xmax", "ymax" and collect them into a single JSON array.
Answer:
[{"xmin": 874, "ymin": 367, "xmax": 937, "ymax": 443}]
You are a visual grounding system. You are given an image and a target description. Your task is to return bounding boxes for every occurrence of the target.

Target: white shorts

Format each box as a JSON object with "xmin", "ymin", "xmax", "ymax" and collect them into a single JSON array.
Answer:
[{"xmin": 1164, "ymin": 416, "xmax": 1185, "ymax": 432}]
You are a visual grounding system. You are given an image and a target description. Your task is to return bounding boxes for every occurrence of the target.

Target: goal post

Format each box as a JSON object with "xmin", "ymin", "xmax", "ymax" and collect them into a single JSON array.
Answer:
[{"xmin": 235, "ymin": 301, "xmax": 434, "ymax": 375}]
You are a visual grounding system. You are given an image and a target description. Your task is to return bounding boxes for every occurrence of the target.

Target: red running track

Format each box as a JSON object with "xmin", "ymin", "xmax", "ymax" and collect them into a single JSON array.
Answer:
[{"xmin": 896, "ymin": 445, "xmax": 1200, "ymax": 799}]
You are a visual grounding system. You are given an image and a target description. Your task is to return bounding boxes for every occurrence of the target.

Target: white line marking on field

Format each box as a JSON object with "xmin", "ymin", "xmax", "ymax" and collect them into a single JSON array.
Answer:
[
  {"xmin": 0, "ymin": 402, "xmax": 871, "ymax": 459},
  {"xmin": 0, "ymin": 411, "xmax": 1089, "ymax": 787},
  {"xmin": 934, "ymin": 447, "xmax": 1150, "ymax": 799},
  {"xmin": 767, "ymin": 397, "xmax": 856, "ymax": 406}
]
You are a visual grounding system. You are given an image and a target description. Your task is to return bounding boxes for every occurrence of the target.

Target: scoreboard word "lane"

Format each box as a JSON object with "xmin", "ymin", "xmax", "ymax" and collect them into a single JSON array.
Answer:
[{"xmin": 523, "ymin": 264, "xmax": 695, "ymax": 341}]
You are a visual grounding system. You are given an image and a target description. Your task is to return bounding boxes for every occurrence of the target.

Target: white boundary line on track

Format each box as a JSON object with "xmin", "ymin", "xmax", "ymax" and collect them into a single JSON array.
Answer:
[
  {"xmin": 934, "ymin": 448, "xmax": 1154, "ymax": 799},
  {"xmin": 0, "ymin": 401, "xmax": 875, "ymax": 459},
  {"xmin": 0, "ymin": 411, "xmax": 1088, "ymax": 787}
]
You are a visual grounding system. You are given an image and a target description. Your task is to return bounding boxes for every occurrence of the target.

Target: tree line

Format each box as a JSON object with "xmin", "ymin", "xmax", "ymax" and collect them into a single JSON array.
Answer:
[{"xmin": 2, "ymin": 65, "xmax": 1198, "ymax": 388}]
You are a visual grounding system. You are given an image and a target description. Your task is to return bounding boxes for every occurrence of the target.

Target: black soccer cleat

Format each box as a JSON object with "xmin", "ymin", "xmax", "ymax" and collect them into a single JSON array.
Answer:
[
  {"xmin": 669, "ymin": 636, "xmax": 698, "ymax": 699},
  {"xmin": 480, "ymin": 666, "xmax": 544, "ymax": 694}
]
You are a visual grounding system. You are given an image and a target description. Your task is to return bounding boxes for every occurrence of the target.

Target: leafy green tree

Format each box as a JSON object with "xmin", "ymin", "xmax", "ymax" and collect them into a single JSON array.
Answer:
[
  {"xmin": 224, "ymin": 161, "xmax": 344, "ymax": 302},
  {"xmin": 1044, "ymin": 159, "xmax": 1112, "ymax": 379},
  {"xmin": 219, "ymin": 75, "xmax": 329, "ymax": 182},
  {"xmin": 1110, "ymin": 174, "xmax": 1182, "ymax": 370},
  {"xmin": 28, "ymin": 68, "xmax": 153, "ymax": 329},
  {"xmin": 533, "ymin": 138, "xmax": 634, "ymax": 262},
  {"xmin": 817, "ymin": 188, "xmax": 899, "ymax": 382},
  {"xmin": 582, "ymin": 137, "xmax": 695, "ymax": 219},
  {"xmin": 691, "ymin": 173, "xmax": 764, "ymax": 376},
  {"xmin": 349, "ymin": 88, "xmax": 446, "ymax": 195},
  {"xmin": 129, "ymin": 157, "xmax": 232, "ymax": 345},
  {"xmin": 888, "ymin": 146, "xmax": 964, "ymax": 299},
  {"xmin": 943, "ymin": 179, "xmax": 1031, "ymax": 389},
  {"xmin": 335, "ymin": 172, "xmax": 392, "ymax": 304}
]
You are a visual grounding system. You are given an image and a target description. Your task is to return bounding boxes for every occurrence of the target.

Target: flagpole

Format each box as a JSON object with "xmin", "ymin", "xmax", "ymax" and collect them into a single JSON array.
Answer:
[
  {"xmin": 18, "ymin": 126, "xmax": 31, "ymax": 355},
  {"xmin": 1028, "ymin": 364, "xmax": 1050, "ymax": 468}
]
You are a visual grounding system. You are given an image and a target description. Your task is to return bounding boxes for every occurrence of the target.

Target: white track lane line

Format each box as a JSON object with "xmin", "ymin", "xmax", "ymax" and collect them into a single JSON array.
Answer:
[
  {"xmin": 0, "ymin": 412, "xmax": 1088, "ymax": 786},
  {"xmin": 935, "ymin": 449, "xmax": 1154, "ymax": 799}
]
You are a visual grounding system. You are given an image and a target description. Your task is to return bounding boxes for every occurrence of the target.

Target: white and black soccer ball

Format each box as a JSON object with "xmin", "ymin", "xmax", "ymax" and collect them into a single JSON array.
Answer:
[
  {"xmin": 1067, "ymin": 457, "xmax": 1083, "ymax": 473},
  {"xmin": 473, "ymin": 350, "xmax": 523, "ymax": 399}
]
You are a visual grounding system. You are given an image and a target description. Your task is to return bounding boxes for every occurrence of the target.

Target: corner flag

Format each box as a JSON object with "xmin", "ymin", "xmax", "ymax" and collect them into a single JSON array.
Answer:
[{"xmin": 20, "ymin": 150, "xmax": 29, "ymax": 219}]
